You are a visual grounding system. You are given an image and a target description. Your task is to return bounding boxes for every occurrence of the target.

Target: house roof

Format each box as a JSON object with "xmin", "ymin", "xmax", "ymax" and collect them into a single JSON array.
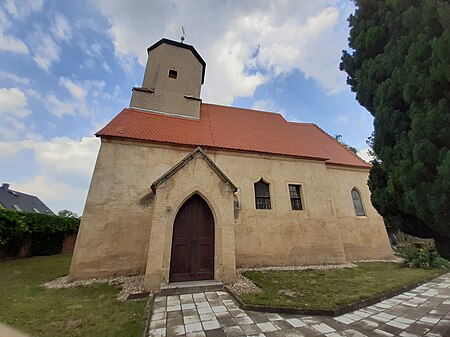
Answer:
[
  {"xmin": 151, "ymin": 147, "xmax": 238, "ymax": 194},
  {"xmin": 96, "ymin": 103, "xmax": 371, "ymax": 169},
  {"xmin": 0, "ymin": 183, "xmax": 55, "ymax": 215},
  {"xmin": 148, "ymin": 38, "xmax": 206, "ymax": 84}
]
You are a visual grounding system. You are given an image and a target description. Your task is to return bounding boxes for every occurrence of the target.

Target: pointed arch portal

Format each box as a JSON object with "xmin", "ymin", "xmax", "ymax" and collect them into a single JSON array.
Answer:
[{"xmin": 169, "ymin": 194, "xmax": 215, "ymax": 282}]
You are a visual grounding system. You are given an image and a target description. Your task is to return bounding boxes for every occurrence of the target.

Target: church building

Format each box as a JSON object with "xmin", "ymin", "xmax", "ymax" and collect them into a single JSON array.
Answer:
[{"xmin": 70, "ymin": 38, "xmax": 393, "ymax": 291}]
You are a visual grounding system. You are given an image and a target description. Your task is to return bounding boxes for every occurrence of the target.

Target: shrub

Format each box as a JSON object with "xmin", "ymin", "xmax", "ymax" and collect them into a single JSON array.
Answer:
[
  {"xmin": 0, "ymin": 209, "xmax": 28, "ymax": 256},
  {"xmin": 398, "ymin": 244, "xmax": 450, "ymax": 269},
  {"xmin": 0, "ymin": 209, "xmax": 80, "ymax": 258}
]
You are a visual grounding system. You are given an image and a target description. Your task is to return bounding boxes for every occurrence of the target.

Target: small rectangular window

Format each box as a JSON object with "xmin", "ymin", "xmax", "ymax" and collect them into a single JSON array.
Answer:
[
  {"xmin": 289, "ymin": 185, "xmax": 303, "ymax": 210},
  {"xmin": 168, "ymin": 69, "xmax": 178, "ymax": 79},
  {"xmin": 13, "ymin": 204, "xmax": 22, "ymax": 211},
  {"xmin": 33, "ymin": 208, "xmax": 40, "ymax": 213}
]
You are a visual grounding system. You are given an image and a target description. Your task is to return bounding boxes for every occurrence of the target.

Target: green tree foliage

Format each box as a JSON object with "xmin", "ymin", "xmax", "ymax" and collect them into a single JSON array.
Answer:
[
  {"xmin": 341, "ymin": 0, "xmax": 450, "ymax": 258},
  {"xmin": 58, "ymin": 209, "xmax": 79, "ymax": 218},
  {"xmin": 334, "ymin": 134, "xmax": 358, "ymax": 154}
]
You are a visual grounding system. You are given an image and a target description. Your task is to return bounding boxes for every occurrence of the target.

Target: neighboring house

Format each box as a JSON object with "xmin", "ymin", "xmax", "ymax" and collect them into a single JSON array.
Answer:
[
  {"xmin": 0, "ymin": 183, "xmax": 54, "ymax": 215},
  {"xmin": 70, "ymin": 38, "xmax": 393, "ymax": 291}
]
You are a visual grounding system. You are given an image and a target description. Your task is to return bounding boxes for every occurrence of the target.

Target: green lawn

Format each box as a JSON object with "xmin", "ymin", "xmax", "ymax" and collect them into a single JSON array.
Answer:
[
  {"xmin": 0, "ymin": 255, "xmax": 147, "ymax": 337},
  {"xmin": 240, "ymin": 262, "xmax": 445, "ymax": 310}
]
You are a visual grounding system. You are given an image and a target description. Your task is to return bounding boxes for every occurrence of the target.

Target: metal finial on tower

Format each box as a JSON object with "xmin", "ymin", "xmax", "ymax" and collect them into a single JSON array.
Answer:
[{"xmin": 181, "ymin": 26, "xmax": 186, "ymax": 43}]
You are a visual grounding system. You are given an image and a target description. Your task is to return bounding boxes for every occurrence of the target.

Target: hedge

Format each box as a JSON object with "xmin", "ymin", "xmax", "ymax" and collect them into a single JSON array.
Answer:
[{"xmin": 0, "ymin": 209, "xmax": 80, "ymax": 258}]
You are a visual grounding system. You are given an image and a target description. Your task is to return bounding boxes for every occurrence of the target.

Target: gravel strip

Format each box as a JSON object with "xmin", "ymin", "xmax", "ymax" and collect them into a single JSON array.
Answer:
[
  {"xmin": 229, "ymin": 273, "xmax": 261, "ymax": 295},
  {"xmin": 353, "ymin": 257, "xmax": 404, "ymax": 263},
  {"xmin": 43, "ymin": 275, "xmax": 145, "ymax": 301},
  {"xmin": 237, "ymin": 262, "xmax": 356, "ymax": 272},
  {"xmin": 237, "ymin": 258, "xmax": 402, "ymax": 273}
]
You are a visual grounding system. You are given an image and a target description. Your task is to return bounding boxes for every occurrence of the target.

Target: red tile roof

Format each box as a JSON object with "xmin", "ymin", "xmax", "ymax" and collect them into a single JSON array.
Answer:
[{"xmin": 96, "ymin": 103, "xmax": 371, "ymax": 168}]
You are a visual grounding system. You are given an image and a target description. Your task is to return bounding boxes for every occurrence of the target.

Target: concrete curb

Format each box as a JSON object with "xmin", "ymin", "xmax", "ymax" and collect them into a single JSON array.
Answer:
[{"xmin": 142, "ymin": 293, "xmax": 155, "ymax": 337}]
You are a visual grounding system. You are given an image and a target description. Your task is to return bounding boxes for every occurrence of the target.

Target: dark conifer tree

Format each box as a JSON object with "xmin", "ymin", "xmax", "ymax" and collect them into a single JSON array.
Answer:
[{"xmin": 341, "ymin": 0, "xmax": 450, "ymax": 258}]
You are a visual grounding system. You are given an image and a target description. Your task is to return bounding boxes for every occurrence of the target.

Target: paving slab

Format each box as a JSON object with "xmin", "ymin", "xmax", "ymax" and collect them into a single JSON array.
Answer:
[{"xmin": 147, "ymin": 273, "xmax": 450, "ymax": 337}]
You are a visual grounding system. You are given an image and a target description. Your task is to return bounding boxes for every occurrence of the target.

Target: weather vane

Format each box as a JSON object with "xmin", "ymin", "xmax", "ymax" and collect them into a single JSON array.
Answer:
[{"xmin": 181, "ymin": 26, "xmax": 186, "ymax": 43}]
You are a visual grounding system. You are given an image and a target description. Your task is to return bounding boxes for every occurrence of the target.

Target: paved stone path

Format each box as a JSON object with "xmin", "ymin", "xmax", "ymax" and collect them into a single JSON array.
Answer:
[{"xmin": 147, "ymin": 273, "xmax": 450, "ymax": 337}]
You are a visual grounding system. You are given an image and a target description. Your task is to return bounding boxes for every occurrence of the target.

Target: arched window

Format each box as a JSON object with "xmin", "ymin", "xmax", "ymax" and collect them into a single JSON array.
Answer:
[
  {"xmin": 351, "ymin": 188, "xmax": 365, "ymax": 216},
  {"xmin": 255, "ymin": 180, "xmax": 271, "ymax": 209}
]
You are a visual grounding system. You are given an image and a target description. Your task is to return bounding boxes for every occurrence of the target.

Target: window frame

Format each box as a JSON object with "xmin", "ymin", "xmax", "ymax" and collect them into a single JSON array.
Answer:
[
  {"xmin": 254, "ymin": 179, "xmax": 271, "ymax": 210},
  {"xmin": 351, "ymin": 187, "xmax": 366, "ymax": 216},
  {"xmin": 288, "ymin": 184, "xmax": 303, "ymax": 211}
]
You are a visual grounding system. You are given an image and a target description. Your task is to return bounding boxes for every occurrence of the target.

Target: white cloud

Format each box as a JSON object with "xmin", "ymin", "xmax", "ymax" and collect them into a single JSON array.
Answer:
[
  {"xmin": 28, "ymin": 0, "xmax": 44, "ymax": 12},
  {"xmin": 0, "ymin": 87, "xmax": 31, "ymax": 140},
  {"xmin": 333, "ymin": 113, "xmax": 350, "ymax": 124},
  {"xmin": 75, "ymin": 39, "xmax": 107, "ymax": 66},
  {"xmin": 0, "ymin": 8, "xmax": 29, "ymax": 54},
  {"xmin": 101, "ymin": 61, "xmax": 112, "ymax": 73},
  {"xmin": 0, "ymin": 136, "xmax": 99, "ymax": 176},
  {"xmin": 34, "ymin": 137, "xmax": 99, "ymax": 178},
  {"xmin": 24, "ymin": 88, "xmax": 39, "ymax": 99},
  {"xmin": 95, "ymin": 0, "xmax": 352, "ymax": 104},
  {"xmin": 4, "ymin": 0, "xmax": 17, "ymax": 16},
  {"xmin": 0, "ymin": 31, "xmax": 29, "ymax": 54},
  {"xmin": 33, "ymin": 136, "xmax": 100, "ymax": 177},
  {"xmin": 251, "ymin": 98, "xmax": 302, "ymax": 121},
  {"xmin": 82, "ymin": 58, "xmax": 95, "ymax": 69},
  {"xmin": 74, "ymin": 17, "xmax": 100, "ymax": 31},
  {"xmin": 77, "ymin": 39, "xmax": 114, "ymax": 74},
  {"xmin": 44, "ymin": 78, "xmax": 106, "ymax": 117},
  {"xmin": 51, "ymin": 12, "xmax": 72, "ymax": 42},
  {"xmin": 357, "ymin": 148, "xmax": 374, "ymax": 163},
  {"xmin": 115, "ymin": 53, "xmax": 138, "ymax": 75},
  {"xmin": 206, "ymin": 32, "xmax": 266, "ymax": 103},
  {"xmin": 0, "ymin": 71, "xmax": 29, "ymax": 85},
  {"xmin": 12, "ymin": 175, "xmax": 87, "ymax": 206},
  {"xmin": 30, "ymin": 30, "xmax": 61, "ymax": 71},
  {"xmin": 1, "ymin": 136, "xmax": 100, "ymax": 213},
  {"xmin": 58, "ymin": 77, "xmax": 87, "ymax": 100},
  {"xmin": 4, "ymin": 0, "xmax": 43, "ymax": 18},
  {"xmin": 89, "ymin": 41, "xmax": 103, "ymax": 57},
  {"xmin": 251, "ymin": 99, "xmax": 283, "ymax": 114},
  {"xmin": 66, "ymin": 77, "xmax": 105, "ymax": 97},
  {"xmin": 45, "ymin": 94, "xmax": 77, "ymax": 117}
]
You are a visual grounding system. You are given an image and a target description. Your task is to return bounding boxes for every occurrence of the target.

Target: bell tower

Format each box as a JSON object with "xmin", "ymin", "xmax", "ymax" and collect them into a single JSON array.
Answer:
[{"xmin": 130, "ymin": 38, "xmax": 206, "ymax": 119}]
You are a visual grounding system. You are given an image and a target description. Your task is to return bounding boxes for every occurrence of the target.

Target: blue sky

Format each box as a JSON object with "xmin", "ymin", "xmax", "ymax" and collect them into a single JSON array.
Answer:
[{"xmin": 0, "ymin": 0, "xmax": 373, "ymax": 215}]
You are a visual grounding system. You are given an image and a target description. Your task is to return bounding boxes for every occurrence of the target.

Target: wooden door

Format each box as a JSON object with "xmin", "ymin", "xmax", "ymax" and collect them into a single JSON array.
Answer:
[{"xmin": 169, "ymin": 194, "xmax": 215, "ymax": 282}]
